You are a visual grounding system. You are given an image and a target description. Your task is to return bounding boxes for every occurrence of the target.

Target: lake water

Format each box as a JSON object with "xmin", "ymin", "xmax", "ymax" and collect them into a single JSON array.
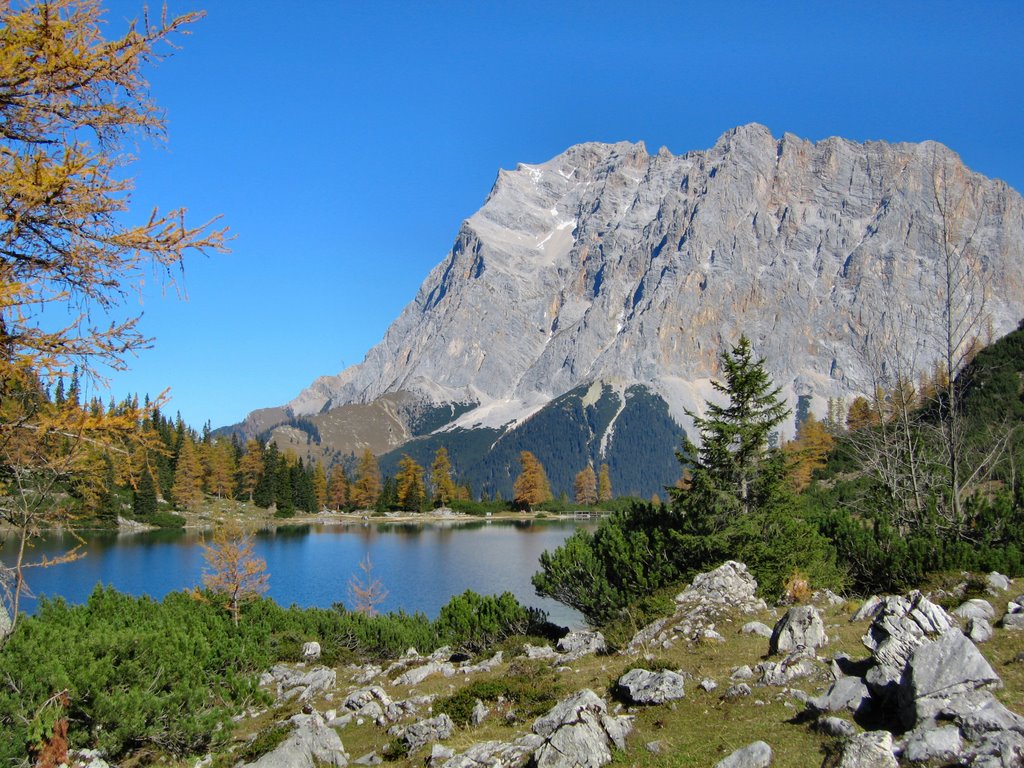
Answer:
[{"xmin": 1, "ymin": 518, "xmax": 596, "ymax": 627}]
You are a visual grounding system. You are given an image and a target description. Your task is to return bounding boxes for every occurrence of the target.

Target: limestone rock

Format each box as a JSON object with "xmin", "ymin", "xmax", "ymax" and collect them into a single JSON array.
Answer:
[
  {"xmin": 952, "ymin": 598, "xmax": 995, "ymax": 621},
  {"xmin": 713, "ymin": 740, "xmax": 772, "ymax": 768},
  {"xmin": 850, "ymin": 596, "xmax": 884, "ymax": 623},
  {"xmin": 301, "ymin": 641, "xmax": 321, "ymax": 661},
  {"xmin": 967, "ymin": 617, "xmax": 995, "ymax": 643},
  {"xmin": 898, "ymin": 630, "xmax": 1002, "ymax": 727},
  {"xmin": 470, "ymin": 699, "xmax": 489, "ymax": 726},
  {"xmin": 987, "ymin": 572, "xmax": 1012, "ymax": 594},
  {"xmin": 899, "ymin": 725, "xmax": 963, "ymax": 764},
  {"xmin": 861, "ymin": 592, "xmax": 955, "ymax": 677},
  {"xmin": 440, "ymin": 735, "xmax": 542, "ymax": 768},
  {"xmin": 245, "ymin": 712, "xmax": 348, "ymax": 768},
  {"xmin": 1002, "ymin": 612, "xmax": 1024, "ymax": 630},
  {"xmin": 274, "ymin": 126, "xmax": 1024, "ymax": 492},
  {"xmin": 616, "ymin": 668, "xmax": 685, "ymax": 705},
  {"xmin": 262, "ymin": 665, "xmax": 337, "ymax": 702},
  {"xmin": 836, "ymin": 730, "xmax": 898, "ymax": 768},
  {"xmin": 531, "ymin": 689, "xmax": 632, "ymax": 768},
  {"xmin": 809, "ymin": 676, "xmax": 871, "ymax": 715},
  {"xmin": 556, "ymin": 631, "xmax": 606, "ymax": 660},
  {"xmin": 389, "ymin": 713, "xmax": 455, "ymax": 752},
  {"xmin": 769, "ymin": 605, "xmax": 827, "ymax": 655},
  {"xmin": 741, "ymin": 621, "xmax": 773, "ymax": 638}
]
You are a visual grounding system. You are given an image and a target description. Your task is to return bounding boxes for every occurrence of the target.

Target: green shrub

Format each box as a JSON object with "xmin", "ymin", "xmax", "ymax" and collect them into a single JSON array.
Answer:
[{"xmin": 435, "ymin": 591, "xmax": 546, "ymax": 652}]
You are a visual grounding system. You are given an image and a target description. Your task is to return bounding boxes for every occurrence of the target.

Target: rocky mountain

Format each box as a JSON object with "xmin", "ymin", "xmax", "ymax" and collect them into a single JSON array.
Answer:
[{"xmin": 233, "ymin": 124, "xmax": 1024, "ymax": 498}]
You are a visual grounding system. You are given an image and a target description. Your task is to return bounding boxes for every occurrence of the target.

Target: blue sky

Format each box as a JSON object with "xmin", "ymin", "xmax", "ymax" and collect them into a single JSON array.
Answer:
[{"xmin": 91, "ymin": 0, "xmax": 1024, "ymax": 428}]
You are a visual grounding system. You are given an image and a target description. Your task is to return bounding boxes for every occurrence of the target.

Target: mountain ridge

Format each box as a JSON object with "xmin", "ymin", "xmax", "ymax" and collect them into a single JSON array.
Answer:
[{"xmin": 229, "ymin": 124, "xmax": 1024, "ymax": 495}]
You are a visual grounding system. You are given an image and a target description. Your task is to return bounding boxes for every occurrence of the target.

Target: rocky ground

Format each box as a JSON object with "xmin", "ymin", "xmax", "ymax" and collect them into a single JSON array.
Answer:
[{"xmin": 70, "ymin": 562, "xmax": 1024, "ymax": 768}]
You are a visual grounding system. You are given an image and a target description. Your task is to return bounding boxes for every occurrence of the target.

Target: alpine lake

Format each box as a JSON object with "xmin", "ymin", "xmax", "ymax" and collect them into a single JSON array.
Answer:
[{"xmin": 1, "ymin": 516, "xmax": 599, "ymax": 627}]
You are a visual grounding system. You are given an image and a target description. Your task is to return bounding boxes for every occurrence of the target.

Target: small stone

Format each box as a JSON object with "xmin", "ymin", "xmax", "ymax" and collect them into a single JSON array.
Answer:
[
  {"xmin": 741, "ymin": 621, "xmax": 773, "ymax": 638},
  {"xmin": 713, "ymin": 740, "xmax": 772, "ymax": 768},
  {"xmin": 769, "ymin": 605, "xmax": 828, "ymax": 654},
  {"xmin": 730, "ymin": 665, "xmax": 754, "ymax": 680},
  {"xmin": 700, "ymin": 678, "xmax": 718, "ymax": 692},
  {"xmin": 302, "ymin": 641, "xmax": 322, "ymax": 661},
  {"xmin": 725, "ymin": 683, "xmax": 751, "ymax": 698}
]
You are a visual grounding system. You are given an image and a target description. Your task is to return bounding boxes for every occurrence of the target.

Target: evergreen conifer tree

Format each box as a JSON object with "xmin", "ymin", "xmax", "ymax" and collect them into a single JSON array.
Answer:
[{"xmin": 133, "ymin": 469, "xmax": 158, "ymax": 518}]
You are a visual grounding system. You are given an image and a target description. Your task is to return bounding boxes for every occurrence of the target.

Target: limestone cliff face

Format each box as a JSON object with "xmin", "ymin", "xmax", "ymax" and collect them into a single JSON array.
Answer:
[{"xmin": 285, "ymin": 124, "xmax": 1024, "ymax": 433}]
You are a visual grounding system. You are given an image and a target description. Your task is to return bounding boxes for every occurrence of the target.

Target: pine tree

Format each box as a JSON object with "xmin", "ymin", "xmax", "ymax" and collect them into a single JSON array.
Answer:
[
  {"xmin": 598, "ymin": 463, "xmax": 613, "ymax": 502},
  {"xmin": 573, "ymin": 465, "xmax": 598, "ymax": 505},
  {"xmin": 430, "ymin": 446, "xmax": 457, "ymax": 506},
  {"xmin": 252, "ymin": 443, "xmax": 278, "ymax": 508},
  {"xmin": 396, "ymin": 455, "xmax": 426, "ymax": 511},
  {"xmin": 351, "ymin": 449, "xmax": 381, "ymax": 509},
  {"xmin": 133, "ymin": 468, "xmax": 158, "ymax": 518},
  {"xmin": 171, "ymin": 436, "xmax": 204, "ymax": 510},
  {"xmin": 674, "ymin": 335, "xmax": 791, "ymax": 523},
  {"xmin": 512, "ymin": 451, "xmax": 552, "ymax": 511}
]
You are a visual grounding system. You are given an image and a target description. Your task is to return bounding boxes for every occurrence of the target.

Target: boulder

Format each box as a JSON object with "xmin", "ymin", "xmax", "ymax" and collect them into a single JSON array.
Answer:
[
  {"xmin": 836, "ymin": 730, "xmax": 898, "ymax": 768},
  {"xmin": 302, "ymin": 641, "xmax": 321, "ymax": 661},
  {"xmin": 808, "ymin": 675, "xmax": 871, "ymax": 715},
  {"xmin": 757, "ymin": 648, "xmax": 820, "ymax": 686},
  {"xmin": 392, "ymin": 661, "xmax": 453, "ymax": 686},
  {"xmin": 427, "ymin": 744, "xmax": 455, "ymax": 767},
  {"xmin": 439, "ymin": 735, "xmax": 542, "ymax": 768},
  {"xmin": 851, "ymin": 596, "xmax": 884, "ymax": 623},
  {"xmin": 556, "ymin": 631, "xmax": 606, "ymax": 660},
  {"xmin": 470, "ymin": 699, "xmax": 489, "ymax": 726},
  {"xmin": 531, "ymin": 689, "xmax": 632, "ymax": 768},
  {"xmin": 987, "ymin": 571, "xmax": 1011, "ymax": 593},
  {"xmin": 713, "ymin": 740, "xmax": 772, "ymax": 768},
  {"xmin": 1002, "ymin": 612, "xmax": 1024, "ymax": 630},
  {"xmin": 342, "ymin": 687, "xmax": 392, "ymax": 713},
  {"xmin": 245, "ymin": 712, "xmax": 348, "ymax": 768},
  {"xmin": 389, "ymin": 714, "xmax": 455, "ymax": 752},
  {"xmin": 898, "ymin": 630, "xmax": 1002, "ymax": 727},
  {"xmin": 616, "ymin": 668, "xmax": 686, "ymax": 705},
  {"xmin": 967, "ymin": 617, "xmax": 995, "ymax": 643},
  {"xmin": 262, "ymin": 665, "xmax": 337, "ymax": 702},
  {"xmin": 768, "ymin": 605, "xmax": 827, "ymax": 655},
  {"xmin": 899, "ymin": 725, "xmax": 963, "ymax": 764},
  {"xmin": 953, "ymin": 598, "xmax": 996, "ymax": 621},
  {"xmin": 938, "ymin": 690, "xmax": 1024, "ymax": 741},
  {"xmin": 813, "ymin": 716, "xmax": 857, "ymax": 738},
  {"xmin": 741, "ymin": 621, "xmax": 773, "ymax": 638},
  {"xmin": 862, "ymin": 592, "xmax": 955, "ymax": 680},
  {"xmin": 964, "ymin": 730, "xmax": 1024, "ymax": 767}
]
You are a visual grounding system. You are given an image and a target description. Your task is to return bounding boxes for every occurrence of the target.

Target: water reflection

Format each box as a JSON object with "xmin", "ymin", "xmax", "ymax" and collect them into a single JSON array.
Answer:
[{"xmin": 0, "ymin": 518, "xmax": 595, "ymax": 627}]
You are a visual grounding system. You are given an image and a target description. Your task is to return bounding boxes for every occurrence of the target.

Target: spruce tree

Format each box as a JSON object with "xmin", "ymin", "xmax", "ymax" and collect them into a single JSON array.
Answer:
[
  {"xmin": 133, "ymin": 469, "xmax": 158, "ymax": 518},
  {"xmin": 673, "ymin": 334, "xmax": 790, "ymax": 524}
]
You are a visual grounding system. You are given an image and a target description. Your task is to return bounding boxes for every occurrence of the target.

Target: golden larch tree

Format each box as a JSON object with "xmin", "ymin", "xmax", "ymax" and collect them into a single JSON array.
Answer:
[
  {"xmin": 395, "ymin": 454, "xmax": 425, "ymax": 510},
  {"xmin": 351, "ymin": 449, "xmax": 381, "ymax": 509},
  {"xmin": 200, "ymin": 520, "xmax": 268, "ymax": 626},
  {"xmin": 236, "ymin": 440, "xmax": 264, "ymax": 502},
  {"xmin": 573, "ymin": 465, "xmax": 597, "ymax": 505},
  {"xmin": 327, "ymin": 464, "xmax": 349, "ymax": 510},
  {"xmin": 430, "ymin": 446, "xmax": 457, "ymax": 505},
  {"xmin": 784, "ymin": 413, "xmax": 836, "ymax": 492},
  {"xmin": 170, "ymin": 436, "xmax": 203, "ymax": 510},
  {"xmin": 312, "ymin": 462, "xmax": 328, "ymax": 511},
  {"xmin": 598, "ymin": 463, "xmax": 613, "ymax": 502},
  {"xmin": 347, "ymin": 553, "xmax": 388, "ymax": 615},
  {"xmin": 513, "ymin": 451, "xmax": 552, "ymax": 511}
]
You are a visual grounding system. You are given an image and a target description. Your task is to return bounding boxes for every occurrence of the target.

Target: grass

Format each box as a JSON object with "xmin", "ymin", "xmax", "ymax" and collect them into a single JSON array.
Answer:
[{"xmin": 189, "ymin": 581, "xmax": 1024, "ymax": 768}]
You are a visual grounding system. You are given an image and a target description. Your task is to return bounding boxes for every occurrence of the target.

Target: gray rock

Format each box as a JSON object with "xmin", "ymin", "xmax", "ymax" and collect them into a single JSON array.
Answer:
[
  {"xmin": 392, "ymin": 660, "xmax": 453, "ymax": 686},
  {"xmin": 725, "ymin": 684, "xmax": 752, "ymax": 699},
  {"xmin": 352, "ymin": 753, "xmax": 380, "ymax": 766},
  {"xmin": 812, "ymin": 589, "xmax": 847, "ymax": 606},
  {"xmin": 730, "ymin": 665, "xmax": 754, "ymax": 680},
  {"xmin": 900, "ymin": 725, "xmax": 963, "ymax": 763},
  {"xmin": 814, "ymin": 716, "xmax": 857, "ymax": 738},
  {"xmin": 245, "ymin": 712, "xmax": 348, "ymax": 768},
  {"xmin": 862, "ymin": 592, "xmax": 955, "ymax": 673},
  {"xmin": 851, "ymin": 596, "xmax": 884, "ymax": 623},
  {"xmin": 440, "ymin": 735, "xmax": 542, "ymax": 768},
  {"xmin": 968, "ymin": 617, "xmax": 995, "ymax": 642},
  {"xmin": 700, "ymin": 678, "xmax": 718, "ymax": 692},
  {"xmin": 389, "ymin": 713, "xmax": 455, "ymax": 751},
  {"xmin": 836, "ymin": 730, "xmax": 898, "ymax": 768},
  {"xmin": 644, "ymin": 741, "xmax": 662, "ymax": 754},
  {"xmin": 616, "ymin": 668, "xmax": 685, "ymax": 705},
  {"xmin": 965, "ymin": 730, "xmax": 1024, "ymax": 767},
  {"xmin": 1002, "ymin": 612, "xmax": 1024, "ymax": 630},
  {"xmin": 531, "ymin": 689, "xmax": 632, "ymax": 768},
  {"xmin": 987, "ymin": 572, "xmax": 1011, "ymax": 593},
  {"xmin": 523, "ymin": 644, "xmax": 557, "ymax": 660},
  {"xmin": 556, "ymin": 631, "xmax": 606, "ymax": 660},
  {"xmin": 769, "ymin": 605, "xmax": 827, "ymax": 655},
  {"xmin": 808, "ymin": 675, "xmax": 871, "ymax": 715},
  {"xmin": 939, "ymin": 690, "xmax": 1024, "ymax": 741},
  {"xmin": 427, "ymin": 744, "xmax": 455, "ymax": 767},
  {"xmin": 342, "ymin": 686, "xmax": 392, "ymax": 713},
  {"xmin": 953, "ymin": 598, "xmax": 996, "ymax": 621},
  {"xmin": 898, "ymin": 630, "xmax": 1002, "ymax": 727},
  {"xmin": 713, "ymin": 740, "xmax": 772, "ymax": 768},
  {"xmin": 264, "ymin": 665, "xmax": 337, "ymax": 702},
  {"xmin": 741, "ymin": 621, "xmax": 773, "ymax": 638},
  {"xmin": 757, "ymin": 648, "xmax": 819, "ymax": 686},
  {"xmin": 301, "ymin": 641, "xmax": 321, "ymax": 661},
  {"xmin": 470, "ymin": 699, "xmax": 489, "ymax": 726}
]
